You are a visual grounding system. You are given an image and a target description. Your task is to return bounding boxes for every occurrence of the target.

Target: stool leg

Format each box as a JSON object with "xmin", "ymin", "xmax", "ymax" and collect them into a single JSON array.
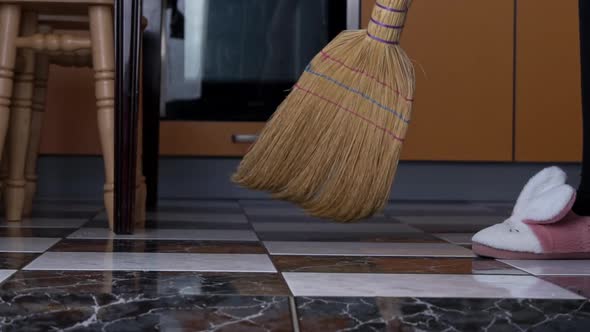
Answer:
[
  {"xmin": 89, "ymin": 5, "xmax": 115, "ymax": 230},
  {"xmin": 23, "ymin": 53, "xmax": 49, "ymax": 217},
  {"xmin": 5, "ymin": 12, "xmax": 35, "ymax": 222},
  {"xmin": 0, "ymin": 5, "xmax": 21, "ymax": 209}
]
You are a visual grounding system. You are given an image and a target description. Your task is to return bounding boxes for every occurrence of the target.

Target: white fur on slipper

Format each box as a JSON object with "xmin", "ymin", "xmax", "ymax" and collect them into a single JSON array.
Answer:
[
  {"xmin": 472, "ymin": 217, "xmax": 543, "ymax": 253},
  {"xmin": 512, "ymin": 166, "xmax": 575, "ymax": 224},
  {"xmin": 472, "ymin": 166, "xmax": 575, "ymax": 253}
]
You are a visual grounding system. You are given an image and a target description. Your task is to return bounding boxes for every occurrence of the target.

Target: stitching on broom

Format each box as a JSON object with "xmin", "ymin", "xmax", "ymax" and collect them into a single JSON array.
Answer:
[
  {"xmin": 293, "ymin": 83, "xmax": 405, "ymax": 142},
  {"xmin": 305, "ymin": 64, "xmax": 411, "ymax": 124},
  {"xmin": 319, "ymin": 51, "xmax": 413, "ymax": 102}
]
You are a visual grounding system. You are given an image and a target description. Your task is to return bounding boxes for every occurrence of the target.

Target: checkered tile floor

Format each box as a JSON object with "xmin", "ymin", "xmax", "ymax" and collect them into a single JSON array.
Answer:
[{"xmin": 0, "ymin": 199, "xmax": 589, "ymax": 331}]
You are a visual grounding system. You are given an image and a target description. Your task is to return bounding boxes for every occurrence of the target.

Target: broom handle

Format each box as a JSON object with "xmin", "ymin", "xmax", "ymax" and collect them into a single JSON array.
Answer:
[{"xmin": 367, "ymin": 0, "xmax": 412, "ymax": 45}]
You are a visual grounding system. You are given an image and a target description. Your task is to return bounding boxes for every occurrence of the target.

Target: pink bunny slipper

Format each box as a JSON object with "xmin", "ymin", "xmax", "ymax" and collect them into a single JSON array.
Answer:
[{"xmin": 472, "ymin": 166, "xmax": 590, "ymax": 259}]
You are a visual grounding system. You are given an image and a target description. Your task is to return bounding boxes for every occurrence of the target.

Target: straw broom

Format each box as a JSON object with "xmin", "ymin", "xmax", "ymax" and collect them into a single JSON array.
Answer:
[{"xmin": 233, "ymin": 0, "xmax": 415, "ymax": 222}]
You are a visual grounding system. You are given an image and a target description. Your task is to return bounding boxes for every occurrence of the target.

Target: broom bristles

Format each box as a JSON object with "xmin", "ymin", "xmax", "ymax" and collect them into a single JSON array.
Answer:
[{"xmin": 233, "ymin": 0, "xmax": 415, "ymax": 222}]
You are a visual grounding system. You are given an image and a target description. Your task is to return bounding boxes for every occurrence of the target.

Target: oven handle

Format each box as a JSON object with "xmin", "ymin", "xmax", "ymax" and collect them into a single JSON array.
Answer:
[{"xmin": 232, "ymin": 134, "xmax": 259, "ymax": 144}]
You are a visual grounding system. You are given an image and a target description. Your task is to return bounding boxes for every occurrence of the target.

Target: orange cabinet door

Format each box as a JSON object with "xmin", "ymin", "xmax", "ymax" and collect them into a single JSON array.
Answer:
[
  {"xmin": 515, "ymin": 0, "xmax": 582, "ymax": 162},
  {"xmin": 363, "ymin": 0, "xmax": 515, "ymax": 161}
]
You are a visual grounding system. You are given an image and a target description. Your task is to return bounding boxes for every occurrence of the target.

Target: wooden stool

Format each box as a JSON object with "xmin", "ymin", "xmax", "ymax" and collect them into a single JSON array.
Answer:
[{"xmin": 0, "ymin": 1, "xmax": 146, "ymax": 229}]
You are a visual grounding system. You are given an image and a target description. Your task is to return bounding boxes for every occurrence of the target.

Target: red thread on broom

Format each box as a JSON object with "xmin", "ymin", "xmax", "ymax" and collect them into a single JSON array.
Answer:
[
  {"xmin": 319, "ymin": 51, "xmax": 414, "ymax": 102},
  {"xmin": 293, "ymin": 84, "xmax": 405, "ymax": 142}
]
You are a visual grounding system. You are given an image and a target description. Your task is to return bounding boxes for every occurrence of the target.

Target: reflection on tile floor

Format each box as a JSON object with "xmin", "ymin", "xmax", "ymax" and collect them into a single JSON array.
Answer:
[
  {"xmin": 0, "ymin": 199, "xmax": 588, "ymax": 331},
  {"xmin": 542, "ymin": 276, "xmax": 590, "ymax": 299},
  {"xmin": 25, "ymin": 252, "xmax": 276, "ymax": 272},
  {"xmin": 1, "ymin": 270, "xmax": 290, "ymax": 296},
  {"xmin": 51, "ymin": 239, "xmax": 267, "ymax": 254},
  {"xmin": 272, "ymin": 256, "xmax": 527, "ymax": 274},
  {"xmin": 264, "ymin": 241, "xmax": 475, "ymax": 257},
  {"xmin": 283, "ymin": 272, "xmax": 583, "ymax": 299}
]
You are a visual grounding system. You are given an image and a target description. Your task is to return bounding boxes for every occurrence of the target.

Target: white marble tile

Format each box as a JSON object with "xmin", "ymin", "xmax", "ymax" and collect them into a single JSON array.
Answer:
[
  {"xmin": 68, "ymin": 228, "xmax": 259, "ymax": 241},
  {"xmin": 25, "ymin": 252, "xmax": 276, "ymax": 272},
  {"xmin": 282, "ymin": 273, "xmax": 583, "ymax": 299},
  {"xmin": 397, "ymin": 216, "xmax": 501, "ymax": 225},
  {"xmin": 0, "ymin": 218, "xmax": 87, "ymax": 228},
  {"xmin": 0, "ymin": 238, "xmax": 61, "ymax": 253},
  {"xmin": 0, "ymin": 270, "xmax": 16, "ymax": 283},
  {"xmin": 500, "ymin": 260, "xmax": 590, "ymax": 276},
  {"xmin": 94, "ymin": 211, "xmax": 248, "ymax": 224},
  {"xmin": 264, "ymin": 242, "xmax": 474, "ymax": 257},
  {"xmin": 252, "ymin": 223, "xmax": 421, "ymax": 233},
  {"xmin": 434, "ymin": 233, "xmax": 474, "ymax": 245}
]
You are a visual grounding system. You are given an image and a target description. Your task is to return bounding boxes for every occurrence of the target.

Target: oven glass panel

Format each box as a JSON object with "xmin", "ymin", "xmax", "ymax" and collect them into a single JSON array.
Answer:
[{"xmin": 164, "ymin": 0, "xmax": 347, "ymax": 121}]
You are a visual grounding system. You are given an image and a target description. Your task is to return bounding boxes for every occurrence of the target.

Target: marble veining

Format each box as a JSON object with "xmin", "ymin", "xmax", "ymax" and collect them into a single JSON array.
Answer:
[
  {"xmin": 272, "ymin": 256, "xmax": 526, "ymax": 275},
  {"xmin": 295, "ymin": 297, "xmax": 590, "ymax": 332},
  {"xmin": 0, "ymin": 271, "xmax": 290, "ymax": 296},
  {"xmin": 25, "ymin": 252, "xmax": 277, "ymax": 273},
  {"xmin": 264, "ymin": 241, "xmax": 475, "ymax": 257},
  {"xmin": 501, "ymin": 260, "xmax": 590, "ymax": 276},
  {"xmin": 68, "ymin": 228, "xmax": 259, "ymax": 241},
  {"xmin": 283, "ymin": 273, "xmax": 584, "ymax": 299},
  {"xmin": 50, "ymin": 239, "xmax": 267, "ymax": 254},
  {"xmin": 0, "ymin": 237, "xmax": 61, "ymax": 253},
  {"xmin": 0, "ymin": 294, "xmax": 293, "ymax": 332}
]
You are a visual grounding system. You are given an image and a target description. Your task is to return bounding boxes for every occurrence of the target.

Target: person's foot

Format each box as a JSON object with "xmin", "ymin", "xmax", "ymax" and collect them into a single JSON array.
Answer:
[{"xmin": 472, "ymin": 166, "xmax": 590, "ymax": 259}]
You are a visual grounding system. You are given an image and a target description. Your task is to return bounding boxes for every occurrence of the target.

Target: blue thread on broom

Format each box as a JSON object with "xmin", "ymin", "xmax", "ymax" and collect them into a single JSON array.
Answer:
[{"xmin": 304, "ymin": 64, "xmax": 410, "ymax": 124}]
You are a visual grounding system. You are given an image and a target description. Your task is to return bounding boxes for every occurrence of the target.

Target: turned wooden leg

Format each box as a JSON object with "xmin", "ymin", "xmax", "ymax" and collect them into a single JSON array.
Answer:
[
  {"xmin": 5, "ymin": 12, "xmax": 35, "ymax": 222},
  {"xmin": 23, "ymin": 52, "xmax": 49, "ymax": 217},
  {"xmin": 0, "ymin": 5, "xmax": 21, "ymax": 209},
  {"xmin": 89, "ymin": 5, "xmax": 115, "ymax": 230}
]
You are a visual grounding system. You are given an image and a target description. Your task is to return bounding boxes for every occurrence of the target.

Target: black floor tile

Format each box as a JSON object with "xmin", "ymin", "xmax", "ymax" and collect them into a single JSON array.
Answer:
[
  {"xmin": 296, "ymin": 297, "xmax": 590, "ymax": 332},
  {"xmin": 0, "ymin": 253, "xmax": 39, "ymax": 269},
  {"xmin": 50, "ymin": 239, "xmax": 267, "ymax": 254}
]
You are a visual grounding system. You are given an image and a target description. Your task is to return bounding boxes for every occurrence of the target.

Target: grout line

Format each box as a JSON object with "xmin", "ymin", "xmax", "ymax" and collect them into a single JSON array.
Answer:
[
  {"xmin": 238, "ymin": 200, "xmax": 295, "ymax": 296},
  {"xmin": 289, "ymin": 296, "xmax": 301, "ymax": 332}
]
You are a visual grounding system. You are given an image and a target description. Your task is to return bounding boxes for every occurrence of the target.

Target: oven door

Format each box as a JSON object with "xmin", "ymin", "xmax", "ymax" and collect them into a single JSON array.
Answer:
[{"xmin": 160, "ymin": 0, "xmax": 359, "ymax": 122}]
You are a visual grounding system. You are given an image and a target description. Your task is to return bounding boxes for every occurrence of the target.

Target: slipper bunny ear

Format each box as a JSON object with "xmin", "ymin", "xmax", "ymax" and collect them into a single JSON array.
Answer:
[
  {"xmin": 513, "ymin": 166, "xmax": 568, "ymax": 216},
  {"xmin": 512, "ymin": 167, "xmax": 576, "ymax": 225}
]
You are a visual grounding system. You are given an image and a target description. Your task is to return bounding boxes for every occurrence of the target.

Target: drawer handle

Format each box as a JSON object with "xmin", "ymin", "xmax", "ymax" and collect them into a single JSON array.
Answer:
[{"xmin": 232, "ymin": 134, "xmax": 259, "ymax": 144}]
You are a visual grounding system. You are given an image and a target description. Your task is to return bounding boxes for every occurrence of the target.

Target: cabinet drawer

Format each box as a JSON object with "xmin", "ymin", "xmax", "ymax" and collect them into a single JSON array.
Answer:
[{"xmin": 159, "ymin": 121, "xmax": 266, "ymax": 157}]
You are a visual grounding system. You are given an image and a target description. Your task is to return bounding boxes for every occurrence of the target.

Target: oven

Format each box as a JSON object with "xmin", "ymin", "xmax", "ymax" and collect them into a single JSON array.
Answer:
[{"xmin": 157, "ymin": 0, "xmax": 360, "ymax": 122}]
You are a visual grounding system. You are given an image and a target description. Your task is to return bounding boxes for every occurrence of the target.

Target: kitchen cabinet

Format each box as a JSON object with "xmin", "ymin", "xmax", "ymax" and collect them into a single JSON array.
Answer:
[
  {"xmin": 363, "ymin": 0, "xmax": 515, "ymax": 161},
  {"xmin": 40, "ymin": 0, "xmax": 583, "ymax": 162},
  {"xmin": 514, "ymin": 0, "xmax": 582, "ymax": 162}
]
